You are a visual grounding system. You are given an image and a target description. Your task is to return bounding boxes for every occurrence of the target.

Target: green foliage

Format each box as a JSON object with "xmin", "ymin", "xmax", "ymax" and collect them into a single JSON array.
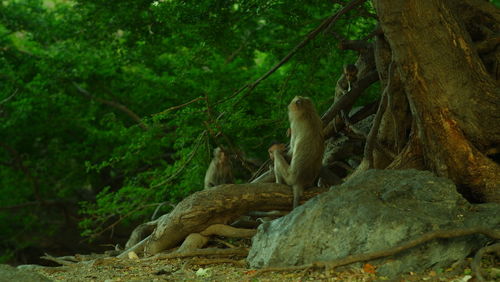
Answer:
[{"xmin": 0, "ymin": 0, "xmax": 377, "ymax": 262}]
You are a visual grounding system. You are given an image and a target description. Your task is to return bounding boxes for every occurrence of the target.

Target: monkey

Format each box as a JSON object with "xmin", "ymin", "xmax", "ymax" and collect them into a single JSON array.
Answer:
[
  {"xmin": 204, "ymin": 147, "xmax": 234, "ymax": 189},
  {"xmin": 334, "ymin": 64, "xmax": 358, "ymax": 129},
  {"xmin": 268, "ymin": 96, "xmax": 325, "ymax": 208}
]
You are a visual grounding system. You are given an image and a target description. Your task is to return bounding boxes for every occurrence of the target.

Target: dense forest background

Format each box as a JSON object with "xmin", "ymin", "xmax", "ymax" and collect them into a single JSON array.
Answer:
[{"xmin": 0, "ymin": 0, "xmax": 498, "ymax": 265}]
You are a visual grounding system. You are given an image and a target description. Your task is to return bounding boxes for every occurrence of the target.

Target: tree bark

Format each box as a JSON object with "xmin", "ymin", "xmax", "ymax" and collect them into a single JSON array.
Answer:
[{"xmin": 373, "ymin": 0, "xmax": 500, "ymax": 202}]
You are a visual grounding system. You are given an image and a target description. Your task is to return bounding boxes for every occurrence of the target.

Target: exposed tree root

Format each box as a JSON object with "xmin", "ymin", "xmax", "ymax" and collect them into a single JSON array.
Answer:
[
  {"xmin": 41, "ymin": 253, "xmax": 77, "ymax": 266},
  {"xmin": 138, "ymin": 183, "xmax": 326, "ymax": 256},
  {"xmin": 178, "ymin": 233, "xmax": 210, "ymax": 252},
  {"xmin": 186, "ymin": 258, "xmax": 247, "ymax": 267},
  {"xmin": 250, "ymin": 227, "xmax": 500, "ymax": 277},
  {"xmin": 200, "ymin": 224, "xmax": 256, "ymax": 238},
  {"xmin": 149, "ymin": 248, "xmax": 249, "ymax": 261},
  {"xmin": 214, "ymin": 238, "xmax": 238, "ymax": 249},
  {"xmin": 471, "ymin": 242, "xmax": 500, "ymax": 282},
  {"xmin": 125, "ymin": 215, "xmax": 164, "ymax": 249},
  {"xmin": 177, "ymin": 224, "xmax": 256, "ymax": 252}
]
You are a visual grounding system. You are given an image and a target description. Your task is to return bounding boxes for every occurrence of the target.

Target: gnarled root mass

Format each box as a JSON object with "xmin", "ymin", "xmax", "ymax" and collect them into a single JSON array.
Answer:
[{"xmin": 119, "ymin": 183, "xmax": 326, "ymax": 258}]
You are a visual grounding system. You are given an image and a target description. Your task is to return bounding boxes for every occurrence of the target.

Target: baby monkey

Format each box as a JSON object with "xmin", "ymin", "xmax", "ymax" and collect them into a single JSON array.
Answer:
[
  {"xmin": 335, "ymin": 64, "xmax": 358, "ymax": 126},
  {"xmin": 268, "ymin": 96, "xmax": 324, "ymax": 208},
  {"xmin": 204, "ymin": 147, "xmax": 234, "ymax": 189},
  {"xmin": 338, "ymin": 64, "xmax": 358, "ymax": 95}
]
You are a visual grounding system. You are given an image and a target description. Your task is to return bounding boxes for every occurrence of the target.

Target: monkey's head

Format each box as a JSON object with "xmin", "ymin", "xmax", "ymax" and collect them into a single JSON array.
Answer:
[
  {"xmin": 213, "ymin": 147, "xmax": 227, "ymax": 162},
  {"xmin": 344, "ymin": 64, "xmax": 358, "ymax": 82},
  {"xmin": 268, "ymin": 143, "xmax": 286, "ymax": 160},
  {"xmin": 288, "ymin": 96, "xmax": 317, "ymax": 119}
]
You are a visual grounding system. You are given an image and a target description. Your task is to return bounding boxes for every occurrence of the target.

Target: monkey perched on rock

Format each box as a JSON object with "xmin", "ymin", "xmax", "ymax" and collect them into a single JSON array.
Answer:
[
  {"xmin": 268, "ymin": 96, "xmax": 324, "ymax": 208},
  {"xmin": 204, "ymin": 147, "xmax": 233, "ymax": 189}
]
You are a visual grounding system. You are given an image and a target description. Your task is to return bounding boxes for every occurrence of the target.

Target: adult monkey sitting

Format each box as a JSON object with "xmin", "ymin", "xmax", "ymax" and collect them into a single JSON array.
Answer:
[{"xmin": 269, "ymin": 96, "xmax": 325, "ymax": 208}]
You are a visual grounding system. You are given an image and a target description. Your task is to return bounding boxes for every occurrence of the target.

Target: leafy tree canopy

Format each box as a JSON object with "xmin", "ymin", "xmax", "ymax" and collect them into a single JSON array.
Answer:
[{"xmin": 15, "ymin": 0, "xmax": 500, "ymax": 262}]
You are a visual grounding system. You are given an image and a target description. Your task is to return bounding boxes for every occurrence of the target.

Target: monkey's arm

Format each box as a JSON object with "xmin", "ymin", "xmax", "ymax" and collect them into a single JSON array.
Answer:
[{"xmin": 272, "ymin": 150, "xmax": 293, "ymax": 185}]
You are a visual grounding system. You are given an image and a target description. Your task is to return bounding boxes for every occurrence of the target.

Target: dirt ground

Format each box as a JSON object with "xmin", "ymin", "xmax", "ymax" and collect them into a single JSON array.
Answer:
[{"xmin": 32, "ymin": 253, "xmax": 491, "ymax": 282}]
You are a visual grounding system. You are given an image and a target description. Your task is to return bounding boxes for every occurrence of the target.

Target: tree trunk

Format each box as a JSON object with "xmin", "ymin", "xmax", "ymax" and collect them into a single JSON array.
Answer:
[{"xmin": 372, "ymin": 0, "xmax": 500, "ymax": 202}]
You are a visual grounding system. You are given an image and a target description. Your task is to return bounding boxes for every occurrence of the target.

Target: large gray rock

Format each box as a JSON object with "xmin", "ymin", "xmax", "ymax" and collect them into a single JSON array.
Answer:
[
  {"xmin": 0, "ymin": 264, "xmax": 52, "ymax": 282},
  {"xmin": 248, "ymin": 170, "xmax": 499, "ymax": 277}
]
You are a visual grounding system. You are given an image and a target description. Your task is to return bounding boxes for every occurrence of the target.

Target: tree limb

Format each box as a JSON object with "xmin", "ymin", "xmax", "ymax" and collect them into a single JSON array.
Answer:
[{"xmin": 321, "ymin": 70, "xmax": 379, "ymax": 125}]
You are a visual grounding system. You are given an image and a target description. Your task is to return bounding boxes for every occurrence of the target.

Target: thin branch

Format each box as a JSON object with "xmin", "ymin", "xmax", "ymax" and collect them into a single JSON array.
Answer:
[
  {"xmin": 151, "ymin": 201, "xmax": 175, "ymax": 221},
  {"xmin": 41, "ymin": 253, "xmax": 76, "ymax": 266},
  {"xmin": 247, "ymin": 0, "xmax": 367, "ymax": 94},
  {"xmin": 73, "ymin": 82, "xmax": 148, "ymax": 130},
  {"xmin": 87, "ymin": 202, "xmax": 161, "ymax": 241},
  {"xmin": 150, "ymin": 131, "xmax": 207, "ymax": 189},
  {"xmin": 215, "ymin": 0, "xmax": 367, "ymax": 107},
  {"xmin": 204, "ymin": 93, "xmax": 254, "ymax": 173},
  {"xmin": 153, "ymin": 97, "xmax": 206, "ymax": 117},
  {"xmin": 0, "ymin": 89, "xmax": 18, "ymax": 104}
]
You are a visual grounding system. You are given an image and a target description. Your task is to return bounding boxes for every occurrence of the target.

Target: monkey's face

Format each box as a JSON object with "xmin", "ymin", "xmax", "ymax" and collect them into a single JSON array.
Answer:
[
  {"xmin": 216, "ymin": 150, "xmax": 229, "ymax": 165},
  {"xmin": 288, "ymin": 96, "xmax": 312, "ymax": 115},
  {"xmin": 346, "ymin": 72, "xmax": 357, "ymax": 82},
  {"xmin": 344, "ymin": 65, "xmax": 358, "ymax": 82}
]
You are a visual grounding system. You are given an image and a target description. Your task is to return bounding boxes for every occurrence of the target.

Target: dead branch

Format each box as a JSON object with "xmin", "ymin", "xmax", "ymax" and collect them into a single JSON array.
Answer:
[
  {"xmin": 251, "ymin": 227, "xmax": 500, "ymax": 277},
  {"xmin": 472, "ymin": 242, "xmax": 500, "ymax": 282},
  {"xmin": 41, "ymin": 253, "xmax": 76, "ymax": 266},
  {"xmin": 249, "ymin": 161, "xmax": 273, "ymax": 183}
]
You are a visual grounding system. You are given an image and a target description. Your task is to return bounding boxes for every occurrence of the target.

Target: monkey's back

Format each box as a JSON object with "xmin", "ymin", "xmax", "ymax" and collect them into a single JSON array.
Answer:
[
  {"xmin": 289, "ymin": 115, "xmax": 324, "ymax": 187},
  {"xmin": 204, "ymin": 160, "xmax": 233, "ymax": 189}
]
